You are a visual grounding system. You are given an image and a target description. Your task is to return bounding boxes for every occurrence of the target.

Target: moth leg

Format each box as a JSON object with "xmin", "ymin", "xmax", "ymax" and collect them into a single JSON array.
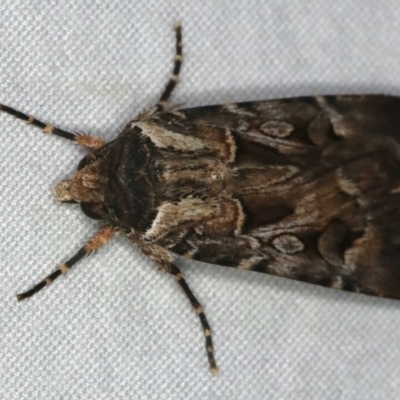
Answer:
[
  {"xmin": 0, "ymin": 103, "xmax": 104, "ymax": 149},
  {"xmin": 16, "ymin": 226, "xmax": 116, "ymax": 301},
  {"xmin": 168, "ymin": 263, "xmax": 218, "ymax": 375},
  {"xmin": 129, "ymin": 233, "xmax": 217, "ymax": 373},
  {"xmin": 156, "ymin": 22, "xmax": 183, "ymax": 112}
]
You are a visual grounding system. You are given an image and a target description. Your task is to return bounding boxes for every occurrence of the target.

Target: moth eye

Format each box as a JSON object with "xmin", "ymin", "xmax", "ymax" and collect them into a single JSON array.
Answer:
[
  {"xmin": 77, "ymin": 153, "xmax": 97, "ymax": 170},
  {"xmin": 80, "ymin": 202, "xmax": 106, "ymax": 220},
  {"xmin": 77, "ymin": 155, "xmax": 90, "ymax": 170}
]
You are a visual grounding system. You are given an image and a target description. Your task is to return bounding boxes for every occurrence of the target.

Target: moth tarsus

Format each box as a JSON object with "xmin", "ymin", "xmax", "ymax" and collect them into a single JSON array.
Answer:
[
  {"xmin": 16, "ymin": 226, "xmax": 117, "ymax": 301},
  {"xmin": 3, "ymin": 23, "xmax": 400, "ymax": 374}
]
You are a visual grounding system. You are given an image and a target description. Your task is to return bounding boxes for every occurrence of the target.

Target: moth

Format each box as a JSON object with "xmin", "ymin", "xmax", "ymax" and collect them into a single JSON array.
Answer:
[{"xmin": 3, "ymin": 23, "xmax": 400, "ymax": 375}]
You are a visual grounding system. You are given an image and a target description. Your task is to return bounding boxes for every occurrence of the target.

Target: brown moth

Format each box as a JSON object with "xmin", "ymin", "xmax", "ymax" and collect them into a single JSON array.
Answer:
[{"xmin": 3, "ymin": 23, "xmax": 400, "ymax": 374}]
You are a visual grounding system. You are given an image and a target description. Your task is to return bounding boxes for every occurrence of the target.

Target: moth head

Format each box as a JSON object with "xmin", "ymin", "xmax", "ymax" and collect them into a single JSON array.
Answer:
[
  {"xmin": 53, "ymin": 157, "xmax": 106, "ymax": 220},
  {"xmin": 53, "ymin": 180, "xmax": 74, "ymax": 202}
]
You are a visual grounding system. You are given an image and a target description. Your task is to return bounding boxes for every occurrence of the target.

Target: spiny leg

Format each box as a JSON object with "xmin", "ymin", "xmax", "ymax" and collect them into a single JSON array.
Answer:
[
  {"xmin": 168, "ymin": 263, "xmax": 218, "ymax": 375},
  {"xmin": 17, "ymin": 226, "xmax": 116, "ymax": 301},
  {"xmin": 156, "ymin": 22, "xmax": 183, "ymax": 112},
  {"xmin": 0, "ymin": 103, "xmax": 104, "ymax": 149}
]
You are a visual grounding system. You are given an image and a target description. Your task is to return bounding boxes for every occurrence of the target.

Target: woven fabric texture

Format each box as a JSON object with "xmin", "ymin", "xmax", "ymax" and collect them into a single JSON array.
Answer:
[{"xmin": 1, "ymin": 1, "xmax": 400, "ymax": 399}]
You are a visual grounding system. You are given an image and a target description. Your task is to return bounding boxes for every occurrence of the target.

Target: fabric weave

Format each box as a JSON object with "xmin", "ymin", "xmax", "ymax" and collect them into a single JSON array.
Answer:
[{"xmin": 1, "ymin": 1, "xmax": 400, "ymax": 399}]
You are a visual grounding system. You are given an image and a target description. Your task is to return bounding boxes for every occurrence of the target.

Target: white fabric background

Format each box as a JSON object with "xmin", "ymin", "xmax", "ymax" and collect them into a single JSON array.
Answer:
[{"xmin": 1, "ymin": 1, "xmax": 400, "ymax": 399}]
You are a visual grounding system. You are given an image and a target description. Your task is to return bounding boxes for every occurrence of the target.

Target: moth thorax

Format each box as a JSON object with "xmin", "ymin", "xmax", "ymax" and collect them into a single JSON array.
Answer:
[{"xmin": 53, "ymin": 162, "xmax": 105, "ymax": 203}]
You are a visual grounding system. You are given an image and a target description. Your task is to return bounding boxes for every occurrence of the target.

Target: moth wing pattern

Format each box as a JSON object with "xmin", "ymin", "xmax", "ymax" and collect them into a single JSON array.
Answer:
[{"xmin": 141, "ymin": 95, "xmax": 400, "ymax": 299}]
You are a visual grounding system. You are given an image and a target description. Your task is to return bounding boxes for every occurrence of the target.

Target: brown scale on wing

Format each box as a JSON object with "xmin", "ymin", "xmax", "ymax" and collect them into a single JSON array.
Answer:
[{"xmin": 155, "ymin": 95, "xmax": 400, "ymax": 299}]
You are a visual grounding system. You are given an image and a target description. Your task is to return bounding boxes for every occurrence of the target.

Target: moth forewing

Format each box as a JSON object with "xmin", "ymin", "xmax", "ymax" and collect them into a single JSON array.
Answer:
[{"xmin": 2, "ymin": 23, "xmax": 400, "ymax": 374}]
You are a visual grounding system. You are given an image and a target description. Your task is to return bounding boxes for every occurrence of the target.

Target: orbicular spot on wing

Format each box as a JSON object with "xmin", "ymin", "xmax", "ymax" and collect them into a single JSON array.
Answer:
[
  {"xmin": 259, "ymin": 120, "xmax": 294, "ymax": 138},
  {"xmin": 271, "ymin": 234, "xmax": 304, "ymax": 255}
]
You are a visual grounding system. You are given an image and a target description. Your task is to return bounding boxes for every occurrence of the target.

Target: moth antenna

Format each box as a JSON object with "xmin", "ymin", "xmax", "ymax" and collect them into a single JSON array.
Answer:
[
  {"xmin": 156, "ymin": 22, "xmax": 183, "ymax": 112},
  {"xmin": 168, "ymin": 263, "xmax": 218, "ymax": 375},
  {"xmin": 16, "ymin": 226, "xmax": 116, "ymax": 301},
  {"xmin": 0, "ymin": 103, "xmax": 105, "ymax": 149}
]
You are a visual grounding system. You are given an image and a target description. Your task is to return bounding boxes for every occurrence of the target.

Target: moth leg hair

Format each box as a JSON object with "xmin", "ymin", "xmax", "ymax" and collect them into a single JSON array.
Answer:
[
  {"xmin": 16, "ymin": 226, "xmax": 116, "ymax": 301},
  {"xmin": 168, "ymin": 263, "xmax": 218, "ymax": 375},
  {"xmin": 0, "ymin": 103, "xmax": 105, "ymax": 149},
  {"xmin": 156, "ymin": 22, "xmax": 183, "ymax": 112}
]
